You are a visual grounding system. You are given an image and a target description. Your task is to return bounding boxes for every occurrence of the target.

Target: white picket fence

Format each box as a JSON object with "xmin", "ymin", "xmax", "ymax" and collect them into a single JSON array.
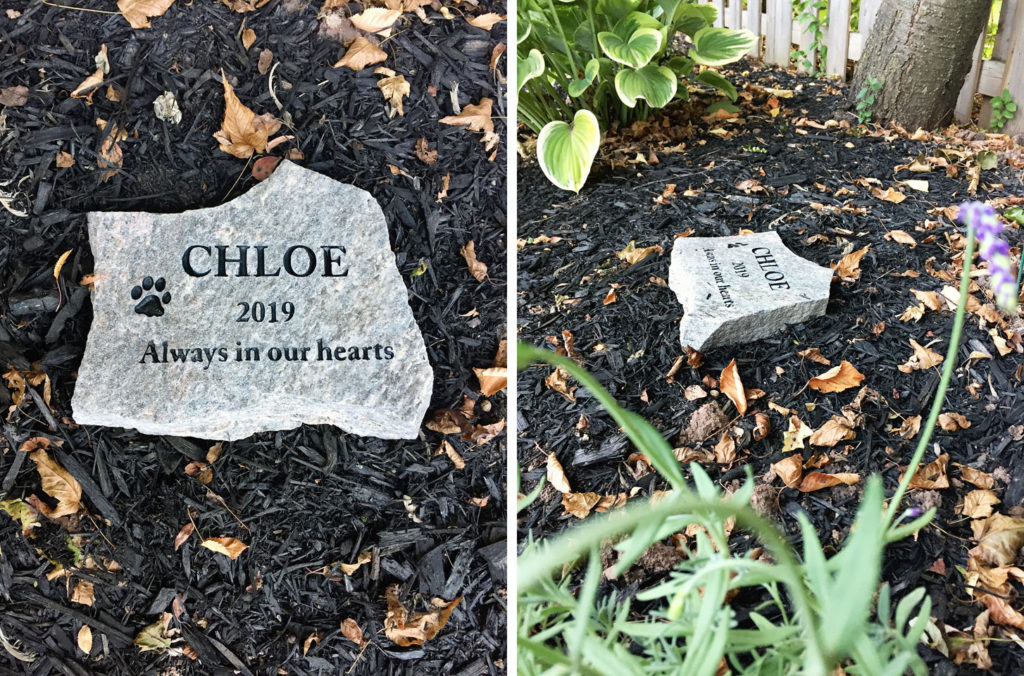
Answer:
[{"xmin": 712, "ymin": 0, "xmax": 1024, "ymax": 134}]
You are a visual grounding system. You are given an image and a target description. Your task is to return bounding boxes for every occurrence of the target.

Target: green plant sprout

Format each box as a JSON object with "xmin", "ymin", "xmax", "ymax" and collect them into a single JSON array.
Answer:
[
  {"xmin": 791, "ymin": 0, "xmax": 828, "ymax": 76},
  {"xmin": 741, "ymin": 144, "xmax": 767, "ymax": 153},
  {"xmin": 990, "ymin": 88, "xmax": 1017, "ymax": 132},
  {"xmin": 517, "ymin": 201, "xmax": 1019, "ymax": 675},
  {"xmin": 855, "ymin": 76, "xmax": 881, "ymax": 125},
  {"xmin": 518, "ymin": 0, "xmax": 756, "ymax": 192}
]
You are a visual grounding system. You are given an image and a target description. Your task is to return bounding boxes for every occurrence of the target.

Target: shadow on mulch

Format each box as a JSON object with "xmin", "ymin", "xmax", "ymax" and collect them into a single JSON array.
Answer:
[
  {"xmin": 518, "ymin": 67, "xmax": 1024, "ymax": 674},
  {"xmin": 1, "ymin": 0, "xmax": 506, "ymax": 674}
]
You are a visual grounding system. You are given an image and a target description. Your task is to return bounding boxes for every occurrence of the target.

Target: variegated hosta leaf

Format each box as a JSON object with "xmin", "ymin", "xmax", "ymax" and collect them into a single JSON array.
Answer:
[
  {"xmin": 537, "ymin": 109, "xmax": 601, "ymax": 193},
  {"xmin": 691, "ymin": 27, "xmax": 758, "ymax": 66},
  {"xmin": 568, "ymin": 58, "xmax": 601, "ymax": 97},
  {"xmin": 614, "ymin": 64, "xmax": 677, "ymax": 109},
  {"xmin": 517, "ymin": 49, "xmax": 545, "ymax": 92},
  {"xmin": 598, "ymin": 27, "xmax": 662, "ymax": 68}
]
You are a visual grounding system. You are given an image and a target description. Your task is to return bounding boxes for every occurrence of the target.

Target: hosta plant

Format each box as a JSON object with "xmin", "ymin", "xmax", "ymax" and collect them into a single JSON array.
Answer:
[{"xmin": 518, "ymin": 0, "xmax": 756, "ymax": 192}]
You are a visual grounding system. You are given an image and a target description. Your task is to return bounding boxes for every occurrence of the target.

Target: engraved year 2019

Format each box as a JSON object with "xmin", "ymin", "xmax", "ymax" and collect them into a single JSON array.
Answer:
[{"xmin": 236, "ymin": 301, "xmax": 295, "ymax": 323}]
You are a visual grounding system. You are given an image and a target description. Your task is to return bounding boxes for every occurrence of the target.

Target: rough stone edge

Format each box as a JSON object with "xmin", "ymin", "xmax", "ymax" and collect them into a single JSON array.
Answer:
[{"xmin": 73, "ymin": 161, "xmax": 434, "ymax": 441}]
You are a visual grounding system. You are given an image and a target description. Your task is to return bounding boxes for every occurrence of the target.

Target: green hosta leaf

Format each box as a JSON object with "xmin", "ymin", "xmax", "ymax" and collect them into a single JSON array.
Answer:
[
  {"xmin": 705, "ymin": 100, "xmax": 740, "ymax": 116},
  {"xmin": 598, "ymin": 0, "xmax": 644, "ymax": 23},
  {"xmin": 614, "ymin": 64, "xmax": 677, "ymax": 108},
  {"xmin": 674, "ymin": 3, "xmax": 717, "ymax": 36},
  {"xmin": 665, "ymin": 55, "xmax": 694, "ymax": 77},
  {"xmin": 697, "ymin": 69, "xmax": 737, "ymax": 101},
  {"xmin": 598, "ymin": 27, "xmax": 663, "ymax": 68},
  {"xmin": 517, "ymin": 17, "xmax": 531, "ymax": 44},
  {"xmin": 537, "ymin": 109, "xmax": 601, "ymax": 193},
  {"xmin": 517, "ymin": 49, "xmax": 545, "ymax": 92},
  {"xmin": 691, "ymin": 27, "xmax": 758, "ymax": 66},
  {"xmin": 568, "ymin": 58, "xmax": 600, "ymax": 97}
]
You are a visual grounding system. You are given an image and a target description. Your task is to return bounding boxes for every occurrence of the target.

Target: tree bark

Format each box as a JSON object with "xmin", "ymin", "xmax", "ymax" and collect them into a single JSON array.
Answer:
[{"xmin": 850, "ymin": 0, "xmax": 990, "ymax": 129}]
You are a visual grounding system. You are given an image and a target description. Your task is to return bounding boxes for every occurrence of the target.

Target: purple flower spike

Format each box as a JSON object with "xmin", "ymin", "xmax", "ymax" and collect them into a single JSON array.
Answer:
[{"xmin": 959, "ymin": 201, "xmax": 1019, "ymax": 313}]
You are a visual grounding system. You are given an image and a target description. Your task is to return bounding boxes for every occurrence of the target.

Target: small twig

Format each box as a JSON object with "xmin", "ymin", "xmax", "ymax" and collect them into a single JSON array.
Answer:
[
  {"xmin": 40, "ymin": 0, "xmax": 119, "ymax": 12},
  {"xmin": 221, "ymin": 154, "xmax": 254, "ymax": 204}
]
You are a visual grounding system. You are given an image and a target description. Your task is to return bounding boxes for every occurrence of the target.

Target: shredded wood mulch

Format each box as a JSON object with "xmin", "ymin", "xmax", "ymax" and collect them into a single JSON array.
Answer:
[
  {"xmin": 518, "ymin": 66, "xmax": 1024, "ymax": 673},
  {"xmin": 0, "ymin": 0, "xmax": 506, "ymax": 673}
]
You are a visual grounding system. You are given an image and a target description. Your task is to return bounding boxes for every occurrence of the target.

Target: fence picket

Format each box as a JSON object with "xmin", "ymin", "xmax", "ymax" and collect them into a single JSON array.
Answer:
[
  {"xmin": 859, "ymin": 0, "xmax": 881, "ymax": 36},
  {"xmin": 714, "ymin": 0, "xmax": 725, "ymax": 27},
  {"xmin": 825, "ymin": 0, "xmax": 851, "ymax": 78},
  {"xmin": 727, "ymin": 0, "xmax": 743, "ymax": 30},
  {"xmin": 747, "ymin": 0, "xmax": 763, "ymax": 56},
  {"xmin": 766, "ymin": 0, "xmax": 793, "ymax": 67},
  {"xmin": 955, "ymin": 34, "xmax": 986, "ymax": 124},
  {"xmin": 998, "ymin": 5, "xmax": 1024, "ymax": 134}
]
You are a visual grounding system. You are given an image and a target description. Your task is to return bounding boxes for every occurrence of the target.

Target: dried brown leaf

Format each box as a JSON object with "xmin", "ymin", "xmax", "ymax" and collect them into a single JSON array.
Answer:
[
  {"xmin": 473, "ymin": 366, "xmax": 506, "ymax": 396},
  {"xmin": 546, "ymin": 453, "xmax": 571, "ymax": 493},
  {"xmin": 77, "ymin": 625, "xmax": 93, "ymax": 654},
  {"xmin": 71, "ymin": 70, "xmax": 104, "ymax": 104},
  {"xmin": 806, "ymin": 360, "xmax": 864, "ymax": 393},
  {"xmin": 771, "ymin": 454, "xmax": 803, "ymax": 488},
  {"xmin": 0, "ymin": 85, "xmax": 29, "ymax": 107},
  {"xmin": 414, "ymin": 137, "xmax": 437, "ymax": 164},
  {"xmin": 615, "ymin": 240, "xmax": 663, "ymax": 266},
  {"xmin": 56, "ymin": 151, "xmax": 75, "ymax": 168},
  {"xmin": 938, "ymin": 412, "xmax": 971, "ymax": 431},
  {"xmin": 460, "ymin": 241, "xmax": 488, "ymax": 281},
  {"xmin": 257, "ymin": 49, "xmax": 274, "ymax": 75},
  {"xmin": 28, "ymin": 446, "xmax": 82, "ymax": 518},
  {"xmin": 466, "ymin": 12, "xmax": 505, "ymax": 30},
  {"xmin": 440, "ymin": 439, "xmax": 465, "ymax": 469},
  {"xmin": 213, "ymin": 72, "xmax": 281, "ymax": 158},
  {"xmin": 809, "ymin": 418, "xmax": 856, "ymax": 447},
  {"xmin": 241, "ymin": 28, "xmax": 256, "ymax": 49},
  {"xmin": 118, "ymin": 0, "xmax": 175, "ymax": 29},
  {"xmin": 955, "ymin": 463, "xmax": 995, "ymax": 489},
  {"xmin": 970, "ymin": 513, "xmax": 1024, "ymax": 566},
  {"xmin": 384, "ymin": 586, "xmax": 461, "ymax": 646},
  {"xmin": 439, "ymin": 98, "xmax": 495, "ymax": 134},
  {"xmin": 334, "ymin": 37, "xmax": 388, "ymax": 71},
  {"xmin": 798, "ymin": 472, "xmax": 860, "ymax": 492},
  {"xmin": 961, "ymin": 489, "xmax": 1000, "ymax": 519},
  {"xmin": 781, "ymin": 416, "xmax": 813, "ymax": 453},
  {"xmin": 71, "ymin": 580, "xmax": 94, "ymax": 606},
  {"xmin": 719, "ymin": 358, "xmax": 747, "ymax": 416},
  {"xmin": 174, "ymin": 522, "xmax": 195, "ymax": 550},
  {"xmin": 351, "ymin": 7, "xmax": 402, "ymax": 33},
  {"xmin": 220, "ymin": 0, "xmax": 271, "ymax": 12},
  {"xmin": 885, "ymin": 229, "xmax": 917, "ymax": 247},
  {"xmin": 201, "ymin": 536, "xmax": 249, "ymax": 559},
  {"xmin": 340, "ymin": 618, "xmax": 368, "ymax": 649},
  {"xmin": 797, "ymin": 347, "xmax": 830, "ymax": 365},
  {"xmin": 562, "ymin": 492, "xmax": 600, "ymax": 519},
  {"xmin": 904, "ymin": 453, "xmax": 949, "ymax": 489},
  {"xmin": 898, "ymin": 339, "xmax": 943, "ymax": 373},
  {"xmin": 834, "ymin": 245, "xmax": 869, "ymax": 282}
]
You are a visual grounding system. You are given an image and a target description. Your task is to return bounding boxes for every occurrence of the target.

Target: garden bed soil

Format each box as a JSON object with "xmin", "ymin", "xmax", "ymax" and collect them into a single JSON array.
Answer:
[
  {"xmin": 0, "ymin": 0, "xmax": 507, "ymax": 673},
  {"xmin": 518, "ymin": 64, "xmax": 1024, "ymax": 674}
]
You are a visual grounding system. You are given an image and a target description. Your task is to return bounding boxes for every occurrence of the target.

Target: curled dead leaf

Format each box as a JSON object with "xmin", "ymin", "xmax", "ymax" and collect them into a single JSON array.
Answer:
[
  {"xmin": 71, "ymin": 580, "xmax": 94, "ymax": 606},
  {"xmin": 955, "ymin": 463, "xmax": 995, "ymax": 489},
  {"xmin": 970, "ymin": 513, "xmax": 1024, "ymax": 566},
  {"xmin": 201, "ymin": 536, "xmax": 249, "ymax": 559},
  {"xmin": 174, "ymin": 522, "xmax": 194, "ymax": 550},
  {"xmin": 440, "ymin": 439, "xmax": 465, "ymax": 469},
  {"xmin": 467, "ymin": 12, "xmax": 505, "ymax": 30},
  {"xmin": 752, "ymin": 412, "xmax": 771, "ymax": 441},
  {"xmin": 898, "ymin": 415, "xmax": 922, "ymax": 439},
  {"xmin": 781, "ymin": 416, "xmax": 813, "ymax": 453},
  {"xmin": 771, "ymin": 454, "xmax": 803, "ymax": 488},
  {"xmin": 77, "ymin": 625, "xmax": 93, "ymax": 654},
  {"xmin": 460, "ymin": 241, "xmax": 488, "ymax": 281},
  {"xmin": 615, "ymin": 240, "xmax": 664, "ymax": 266},
  {"xmin": 439, "ymin": 98, "xmax": 497, "ymax": 149},
  {"xmin": 719, "ymin": 358, "xmax": 747, "ymax": 415},
  {"xmin": 384, "ymin": 585, "xmax": 461, "ymax": 646},
  {"xmin": 340, "ymin": 618, "xmax": 368, "ymax": 649},
  {"xmin": 903, "ymin": 453, "xmax": 949, "ymax": 489},
  {"xmin": 938, "ymin": 412, "xmax": 971, "ymax": 431},
  {"xmin": 809, "ymin": 417, "xmax": 856, "ymax": 447},
  {"xmin": 562, "ymin": 492, "xmax": 600, "ymax": 519},
  {"xmin": 806, "ymin": 360, "xmax": 864, "ymax": 393},
  {"xmin": 898, "ymin": 339, "xmax": 944, "ymax": 373},
  {"xmin": 546, "ymin": 453, "xmax": 571, "ymax": 493},
  {"xmin": 28, "ymin": 446, "xmax": 82, "ymax": 518},
  {"xmin": 961, "ymin": 490, "xmax": 1000, "ymax": 519},
  {"xmin": 798, "ymin": 472, "xmax": 860, "ymax": 492},
  {"xmin": 213, "ymin": 72, "xmax": 281, "ymax": 158},
  {"xmin": 473, "ymin": 366, "xmax": 506, "ymax": 396},
  {"xmin": 797, "ymin": 347, "xmax": 830, "ymax": 365},
  {"xmin": 834, "ymin": 245, "xmax": 870, "ymax": 283},
  {"xmin": 334, "ymin": 37, "xmax": 388, "ymax": 71},
  {"xmin": 351, "ymin": 7, "xmax": 402, "ymax": 33}
]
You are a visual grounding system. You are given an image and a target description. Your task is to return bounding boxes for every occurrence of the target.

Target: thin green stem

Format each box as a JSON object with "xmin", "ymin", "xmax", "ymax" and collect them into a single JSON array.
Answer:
[
  {"xmin": 543, "ymin": 0, "xmax": 580, "ymax": 76},
  {"xmin": 883, "ymin": 226, "xmax": 976, "ymax": 531}
]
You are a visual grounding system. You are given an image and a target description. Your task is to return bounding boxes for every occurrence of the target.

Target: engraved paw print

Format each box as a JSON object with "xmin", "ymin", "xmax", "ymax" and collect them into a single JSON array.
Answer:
[{"xmin": 130, "ymin": 276, "xmax": 171, "ymax": 317}]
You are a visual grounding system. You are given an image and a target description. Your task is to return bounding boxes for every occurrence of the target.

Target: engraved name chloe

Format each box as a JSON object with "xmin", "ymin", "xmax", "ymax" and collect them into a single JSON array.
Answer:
[{"xmin": 180, "ymin": 244, "xmax": 349, "ymax": 324}]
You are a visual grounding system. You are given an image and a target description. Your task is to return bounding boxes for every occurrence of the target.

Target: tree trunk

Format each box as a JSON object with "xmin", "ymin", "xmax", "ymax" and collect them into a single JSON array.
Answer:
[{"xmin": 850, "ymin": 0, "xmax": 990, "ymax": 129}]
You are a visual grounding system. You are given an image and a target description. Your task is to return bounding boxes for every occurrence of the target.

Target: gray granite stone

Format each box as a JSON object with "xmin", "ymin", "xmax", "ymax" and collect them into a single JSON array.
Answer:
[
  {"xmin": 668, "ymin": 231, "xmax": 833, "ymax": 352},
  {"xmin": 73, "ymin": 161, "xmax": 433, "ymax": 440}
]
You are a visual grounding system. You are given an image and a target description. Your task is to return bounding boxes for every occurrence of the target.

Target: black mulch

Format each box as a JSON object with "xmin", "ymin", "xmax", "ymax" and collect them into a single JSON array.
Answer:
[
  {"xmin": 517, "ymin": 66, "xmax": 1024, "ymax": 673},
  {"xmin": 0, "ymin": 1, "xmax": 506, "ymax": 674}
]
